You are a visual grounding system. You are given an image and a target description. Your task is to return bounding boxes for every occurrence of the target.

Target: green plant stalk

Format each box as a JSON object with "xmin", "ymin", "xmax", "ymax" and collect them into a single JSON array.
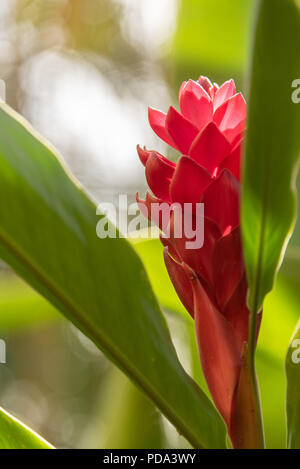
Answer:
[
  {"xmin": 249, "ymin": 309, "xmax": 265, "ymax": 448},
  {"xmin": 230, "ymin": 338, "xmax": 265, "ymax": 449},
  {"xmin": 238, "ymin": 298, "xmax": 265, "ymax": 449}
]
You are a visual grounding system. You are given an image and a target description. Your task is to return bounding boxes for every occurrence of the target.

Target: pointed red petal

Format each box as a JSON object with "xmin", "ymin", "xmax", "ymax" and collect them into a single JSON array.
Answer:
[
  {"xmin": 178, "ymin": 81, "xmax": 187, "ymax": 101},
  {"xmin": 213, "ymin": 79, "xmax": 236, "ymax": 111},
  {"xmin": 160, "ymin": 235, "xmax": 181, "ymax": 263},
  {"xmin": 148, "ymin": 107, "xmax": 177, "ymax": 149},
  {"xmin": 208, "ymin": 83, "xmax": 219, "ymax": 99},
  {"xmin": 170, "ymin": 156, "xmax": 212, "ymax": 205},
  {"xmin": 189, "ymin": 122, "xmax": 231, "ymax": 173},
  {"xmin": 231, "ymin": 132, "xmax": 244, "ymax": 149},
  {"xmin": 136, "ymin": 191, "xmax": 168, "ymax": 230},
  {"xmin": 179, "ymin": 80, "xmax": 213, "ymax": 131},
  {"xmin": 166, "ymin": 106, "xmax": 199, "ymax": 154},
  {"xmin": 223, "ymin": 120, "xmax": 246, "ymax": 144},
  {"xmin": 136, "ymin": 193, "xmax": 150, "ymax": 221},
  {"xmin": 145, "ymin": 152, "xmax": 175, "ymax": 201},
  {"xmin": 218, "ymin": 140, "xmax": 242, "ymax": 181},
  {"xmin": 137, "ymin": 145, "xmax": 171, "ymax": 167},
  {"xmin": 223, "ymin": 274, "xmax": 250, "ymax": 352},
  {"xmin": 212, "ymin": 226, "xmax": 244, "ymax": 311},
  {"xmin": 213, "ymin": 93, "xmax": 246, "ymax": 139},
  {"xmin": 169, "ymin": 214, "xmax": 221, "ymax": 288},
  {"xmin": 184, "ymin": 265, "xmax": 241, "ymax": 425},
  {"xmin": 202, "ymin": 169, "xmax": 240, "ymax": 233},
  {"xmin": 163, "ymin": 248, "xmax": 194, "ymax": 317},
  {"xmin": 197, "ymin": 76, "xmax": 213, "ymax": 93},
  {"xmin": 137, "ymin": 145, "xmax": 176, "ymax": 169},
  {"xmin": 137, "ymin": 145, "xmax": 150, "ymax": 166}
]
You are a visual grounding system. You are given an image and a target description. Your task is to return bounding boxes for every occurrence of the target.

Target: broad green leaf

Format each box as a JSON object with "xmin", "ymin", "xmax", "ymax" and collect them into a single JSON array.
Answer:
[
  {"xmin": 0, "ymin": 103, "xmax": 226, "ymax": 449},
  {"xmin": 242, "ymin": 0, "xmax": 300, "ymax": 324},
  {"xmin": 242, "ymin": 0, "xmax": 300, "ymax": 446},
  {"xmin": 0, "ymin": 406, "xmax": 53, "ymax": 449}
]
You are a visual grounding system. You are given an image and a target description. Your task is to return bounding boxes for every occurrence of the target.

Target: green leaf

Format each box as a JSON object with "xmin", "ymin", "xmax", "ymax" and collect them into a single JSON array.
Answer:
[
  {"xmin": 241, "ymin": 0, "xmax": 300, "ymax": 346},
  {"xmin": 0, "ymin": 103, "xmax": 226, "ymax": 449},
  {"xmin": 242, "ymin": 0, "xmax": 300, "ymax": 446},
  {"xmin": 0, "ymin": 406, "xmax": 53, "ymax": 449}
]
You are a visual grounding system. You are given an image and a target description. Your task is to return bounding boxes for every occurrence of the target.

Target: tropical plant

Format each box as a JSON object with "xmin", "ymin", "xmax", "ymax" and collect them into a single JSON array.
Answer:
[{"xmin": 0, "ymin": 0, "xmax": 300, "ymax": 449}]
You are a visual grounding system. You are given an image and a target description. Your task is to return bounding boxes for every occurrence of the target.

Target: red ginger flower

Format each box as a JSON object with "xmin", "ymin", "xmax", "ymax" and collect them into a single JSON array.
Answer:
[{"xmin": 137, "ymin": 76, "xmax": 262, "ymax": 446}]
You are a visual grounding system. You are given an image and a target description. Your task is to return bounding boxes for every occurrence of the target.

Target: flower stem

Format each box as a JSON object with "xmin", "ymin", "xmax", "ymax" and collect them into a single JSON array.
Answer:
[
  {"xmin": 230, "ymin": 305, "xmax": 265, "ymax": 449},
  {"xmin": 230, "ymin": 342, "xmax": 265, "ymax": 449},
  {"xmin": 247, "ymin": 302, "xmax": 265, "ymax": 449}
]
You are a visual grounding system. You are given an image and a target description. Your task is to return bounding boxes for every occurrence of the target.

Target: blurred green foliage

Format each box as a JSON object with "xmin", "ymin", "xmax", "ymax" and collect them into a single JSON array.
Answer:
[
  {"xmin": 171, "ymin": 0, "xmax": 253, "ymax": 88},
  {"xmin": 80, "ymin": 366, "xmax": 166, "ymax": 449},
  {"xmin": 0, "ymin": 0, "xmax": 300, "ymax": 449}
]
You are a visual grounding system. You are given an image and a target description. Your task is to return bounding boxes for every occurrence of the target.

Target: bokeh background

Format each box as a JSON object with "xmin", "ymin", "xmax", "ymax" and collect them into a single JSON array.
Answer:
[{"xmin": 0, "ymin": 0, "xmax": 299, "ymax": 449}]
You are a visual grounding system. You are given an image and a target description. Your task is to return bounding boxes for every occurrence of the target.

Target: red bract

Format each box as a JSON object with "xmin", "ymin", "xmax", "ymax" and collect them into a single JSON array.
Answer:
[
  {"xmin": 136, "ymin": 75, "xmax": 261, "ymax": 447},
  {"xmin": 148, "ymin": 77, "xmax": 245, "ymax": 179}
]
